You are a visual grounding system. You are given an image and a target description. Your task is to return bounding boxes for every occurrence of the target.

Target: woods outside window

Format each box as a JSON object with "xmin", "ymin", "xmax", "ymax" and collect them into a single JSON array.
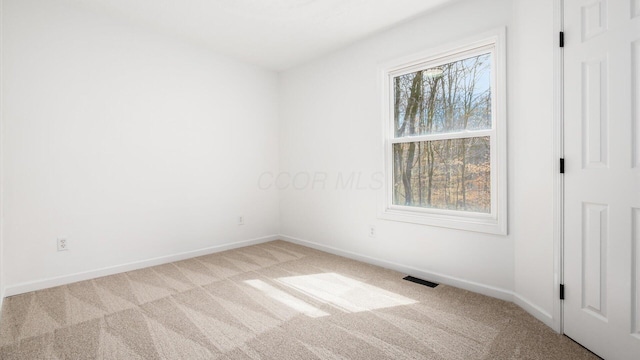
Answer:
[{"xmin": 380, "ymin": 30, "xmax": 507, "ymax": 234}]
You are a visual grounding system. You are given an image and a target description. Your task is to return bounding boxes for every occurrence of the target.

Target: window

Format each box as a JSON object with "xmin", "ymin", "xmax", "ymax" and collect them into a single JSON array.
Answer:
[{"xmin": 380, "ymin": 29, "xmax": 507, "ymax": 234}]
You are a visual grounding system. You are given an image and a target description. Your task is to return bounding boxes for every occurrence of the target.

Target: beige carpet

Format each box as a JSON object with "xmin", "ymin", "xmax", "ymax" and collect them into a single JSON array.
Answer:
[{"xmin": 0, "ymin": 240, "xmax": 597, "ymax": 359}]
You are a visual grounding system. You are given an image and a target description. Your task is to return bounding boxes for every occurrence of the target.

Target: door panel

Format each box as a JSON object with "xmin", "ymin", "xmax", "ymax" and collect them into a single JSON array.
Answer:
[
  {"xmin": 634, "ymin": 208, "xmax": 640, "ymax": 336},
  {"xmin": 581, "ymin": 57, "xmax": 608, "ymax": 168},
  {"xmin": 564, "ymin": 0, "xmax": 640, "ymax": 359},
  {"xmin": 634, "ymin": 39, "xmax": 640, "ymax": 168},
  {"xmin": 581, "ymin": 203, "xmax": 608, "ymax": 320},
  {"xmin": 633, "ymin": 0, "xmax": 640, "ymax": 19}
]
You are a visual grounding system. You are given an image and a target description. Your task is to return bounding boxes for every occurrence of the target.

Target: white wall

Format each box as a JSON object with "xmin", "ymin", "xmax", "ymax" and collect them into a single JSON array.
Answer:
[
  {"xmin": 0, "ymin": 0, "xmax": 4, "ymax": 310},
  {"xmin": 1, "ymin": 0, "xmax": 559, "ymax": 331},
  {"xmin": 279, "ymin": 0, "xmax": 557, "ymax": 326},
  {"xmin": 509, "ymin": 0, "xmax": 557, "ymax": 327},
  {"xmin": 1, "ymin": 0, "xmax": 280, "ymax": 290}
]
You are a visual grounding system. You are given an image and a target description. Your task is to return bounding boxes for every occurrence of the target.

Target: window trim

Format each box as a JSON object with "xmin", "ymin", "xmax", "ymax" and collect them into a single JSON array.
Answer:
[{"xmin": 379, "ymin": 28, "xmax": 507, "ymax": 235}]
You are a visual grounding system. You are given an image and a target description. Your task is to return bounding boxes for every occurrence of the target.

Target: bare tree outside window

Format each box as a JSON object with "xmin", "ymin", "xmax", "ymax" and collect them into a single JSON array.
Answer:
[{"xmin": 392, "ymin": 53, "xmax": 492, "ymax": 213}]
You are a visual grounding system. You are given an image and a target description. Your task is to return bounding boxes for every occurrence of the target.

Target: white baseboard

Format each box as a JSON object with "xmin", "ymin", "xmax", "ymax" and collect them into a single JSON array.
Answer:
[
  {"xmin": 280, "ymin": 234, "xmax": 513, "ymax": 301},
  {"xmin": 1, "ymin": 232, "xmax": 557, "ymax": 333},
  {"xmin": 513, "ymin": 293, "xmax": 555, "ymax": 329},
  {"xmin": 280, "ymin": 234, "xmax": 556, "ymax": 329},
  {"xmin": 3, "ymin": 235, "xmax": 279, "ymax": 297},
  {"xmin": 0, "ymin": 288, "xmax": 4, "ymax": 322}
]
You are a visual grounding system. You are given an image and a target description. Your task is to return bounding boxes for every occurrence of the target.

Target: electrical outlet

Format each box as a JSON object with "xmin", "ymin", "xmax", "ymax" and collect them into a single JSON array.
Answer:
[
  {"xmin": 57, "ymin": 238, "xmax": 68, "ymax": 251},
  {"xmin": 368, "ymin": 226, "xmax": 376, "ymax": 238},
  {"xmin": 238, "ymin": 216, "xmax": 244, "ymax": 225}
]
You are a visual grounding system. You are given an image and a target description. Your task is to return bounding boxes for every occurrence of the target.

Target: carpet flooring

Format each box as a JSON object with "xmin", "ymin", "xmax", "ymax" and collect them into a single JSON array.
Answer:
[{"xmin": 0, "ymin": 240, "xmax": 598, "ymax": 359}]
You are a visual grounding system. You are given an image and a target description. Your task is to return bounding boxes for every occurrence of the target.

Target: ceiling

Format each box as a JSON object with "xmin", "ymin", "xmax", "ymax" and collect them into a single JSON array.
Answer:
[{"xmin": 68, "ymin": 0, "xmax": 458, "ymax": 71}]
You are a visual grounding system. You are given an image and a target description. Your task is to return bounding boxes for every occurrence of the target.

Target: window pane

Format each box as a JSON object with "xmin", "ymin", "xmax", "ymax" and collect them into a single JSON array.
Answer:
[
  {"xmin": 392, "ymin": 137, "xmax": 491, "ymax": 213},
  {"xmin": 394, "ymin": 53, "xmax": 492, "ymax": 137}
]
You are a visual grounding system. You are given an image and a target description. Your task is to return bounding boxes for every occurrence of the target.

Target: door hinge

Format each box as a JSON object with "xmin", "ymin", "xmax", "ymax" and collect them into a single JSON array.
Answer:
[
  {"xmin": 560, "ymin": 284, "xmax": 565, "ymax": 300},
  {"xmin": 559, "ymin": 32, "xmax": 564, "ymax": 47},
  {"xmin": 560, "ymin": 158, "xmax": 565, "ymax": 174}
]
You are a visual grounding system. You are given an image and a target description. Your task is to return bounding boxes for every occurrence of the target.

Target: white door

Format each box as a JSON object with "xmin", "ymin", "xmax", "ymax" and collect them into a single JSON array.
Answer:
[{"xmin": 564, "ymin": 0, "xmax": 640, "ymax": 359}]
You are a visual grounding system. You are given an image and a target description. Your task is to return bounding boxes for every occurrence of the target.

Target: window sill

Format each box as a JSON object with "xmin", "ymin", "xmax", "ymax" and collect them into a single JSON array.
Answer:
[{"xmin": 379, "ymin": 207, "xmax": 507, "ymax": 235}]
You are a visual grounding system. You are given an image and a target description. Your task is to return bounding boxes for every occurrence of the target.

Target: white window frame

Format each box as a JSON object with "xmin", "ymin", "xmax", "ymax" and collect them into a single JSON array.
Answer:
[{"xmin": 379, "ymin": 28, "xmax": 507, "ymax": 235}]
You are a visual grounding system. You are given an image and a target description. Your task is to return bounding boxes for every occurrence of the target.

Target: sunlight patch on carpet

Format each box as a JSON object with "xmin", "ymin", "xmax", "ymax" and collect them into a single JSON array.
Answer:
[
  {"xmin": 277, "ymin": 273, "xmax": 417, "ymax": 313},
  {"xmin": 243, "ymin": 279, "xmax": 329, "ymax": 318}
]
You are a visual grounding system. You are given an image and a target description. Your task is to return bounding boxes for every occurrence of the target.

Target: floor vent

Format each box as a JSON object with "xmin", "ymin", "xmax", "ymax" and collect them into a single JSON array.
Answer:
[{"xmin": 403, "ymin": 276, "xmax": 439, "ymax": 288}]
